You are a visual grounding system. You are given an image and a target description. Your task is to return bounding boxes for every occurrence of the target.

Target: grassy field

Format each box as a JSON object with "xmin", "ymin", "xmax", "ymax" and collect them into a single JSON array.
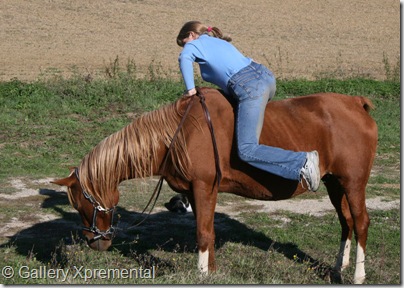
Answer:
[{"xmin": 0, "ymin": 69, "xmax": 400, "ymax": 284}]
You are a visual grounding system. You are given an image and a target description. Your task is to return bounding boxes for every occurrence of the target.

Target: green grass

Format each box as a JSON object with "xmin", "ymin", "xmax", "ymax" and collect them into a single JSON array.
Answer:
[
  {"xmin": 0, "ymin": 75, "xmax": 399, "ymax": 178},
  {"xmin": 0, "ymin": 69, "xmax": 400, "ymax": 284},
  {"xmin": 0, "ymin": 76, "xmax": 181, "ymax": 178}
]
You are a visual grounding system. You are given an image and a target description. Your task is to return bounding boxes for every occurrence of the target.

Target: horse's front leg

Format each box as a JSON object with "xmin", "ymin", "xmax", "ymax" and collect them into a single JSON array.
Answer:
[{"xmin": 192, "ymin": 180, "xmax": 218, "ymax": 274}]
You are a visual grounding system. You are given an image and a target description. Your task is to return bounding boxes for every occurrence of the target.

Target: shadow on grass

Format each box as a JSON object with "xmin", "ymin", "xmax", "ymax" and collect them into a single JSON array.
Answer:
[{"xmin": 0, "ymin": 188, "xmax": 339, "ymax": 283}]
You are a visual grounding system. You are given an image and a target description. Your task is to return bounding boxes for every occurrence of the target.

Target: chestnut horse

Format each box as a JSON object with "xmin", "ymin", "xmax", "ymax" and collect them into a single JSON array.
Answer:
[{"xmin": 52, "ymin": 88, "xmax": 377, "ymax": 284}]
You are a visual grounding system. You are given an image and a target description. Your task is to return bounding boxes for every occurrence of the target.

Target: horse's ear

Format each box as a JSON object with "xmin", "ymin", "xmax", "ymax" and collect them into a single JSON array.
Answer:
[
  {"xmin": 51, "ymin": 167, "xmax": 77, "ymax": 187},
  {"xmin": 51, "ymin": 177, "xmax": 72, "ymax": 187}
]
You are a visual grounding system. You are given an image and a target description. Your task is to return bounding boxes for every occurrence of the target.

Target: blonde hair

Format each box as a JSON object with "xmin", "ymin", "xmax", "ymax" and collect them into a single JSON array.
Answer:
[
  {"xmin": 176, "ymin": 20, "xmax": 232, "ymax": 47},
  {"xmin": 77, "ymin": 99, "xmax": 192, "ymax": 208}
]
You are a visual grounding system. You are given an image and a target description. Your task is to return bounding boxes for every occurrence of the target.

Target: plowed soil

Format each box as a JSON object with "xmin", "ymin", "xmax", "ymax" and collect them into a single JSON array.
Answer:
[{"xmin": 0, "ymin": 0, "xmax": 399, "ymax": 81}]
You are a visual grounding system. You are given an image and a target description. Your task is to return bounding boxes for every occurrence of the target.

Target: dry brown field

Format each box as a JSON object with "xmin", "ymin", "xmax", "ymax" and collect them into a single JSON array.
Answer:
[{"xmin": 0, "ymin": 0, "xmax": 400, "ymax": 81}]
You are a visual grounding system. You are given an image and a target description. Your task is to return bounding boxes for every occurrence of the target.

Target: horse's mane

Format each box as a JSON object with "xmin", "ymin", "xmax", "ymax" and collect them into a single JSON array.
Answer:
[{"xmin": 77, "ymin": 99, "xmax": 192, "ymax": 208}]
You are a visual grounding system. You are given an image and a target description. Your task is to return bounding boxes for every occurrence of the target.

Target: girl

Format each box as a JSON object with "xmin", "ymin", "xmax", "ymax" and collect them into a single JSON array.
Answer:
[{"xmin": 176, "ymin": 21, "xmax": 320, "ymax": 191}]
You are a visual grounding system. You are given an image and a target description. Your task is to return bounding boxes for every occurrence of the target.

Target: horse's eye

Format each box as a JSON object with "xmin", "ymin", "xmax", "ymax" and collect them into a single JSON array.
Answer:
[{"xmin": 73, "ymin": 203, "xmax": 79, "ymax": 210}]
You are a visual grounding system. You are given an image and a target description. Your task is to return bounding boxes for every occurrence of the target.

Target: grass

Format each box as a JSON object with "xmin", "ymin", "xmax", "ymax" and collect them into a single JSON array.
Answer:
[
  {"xmin": 0, "ymin": 75, "xmax": 399, "ymax": 179},
  {"xmin": 0, "ymin": 65, "xmax": 400, "ymax": 284}
]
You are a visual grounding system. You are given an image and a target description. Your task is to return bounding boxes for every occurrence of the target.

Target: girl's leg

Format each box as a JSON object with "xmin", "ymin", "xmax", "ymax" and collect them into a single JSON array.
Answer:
[
  {"xmin": 229, "ymin": 62, "xmax": 306, "ymax": 181},
  {"xmin": 236, "ymin": 94, "xmax": 306, "ymax": 181}
]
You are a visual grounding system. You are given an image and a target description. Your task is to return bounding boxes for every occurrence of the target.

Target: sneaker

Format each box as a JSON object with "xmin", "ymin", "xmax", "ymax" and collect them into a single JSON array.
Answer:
[{"xmin": 300, "ymin": 151, "xmax": 320, "ymax": 192}]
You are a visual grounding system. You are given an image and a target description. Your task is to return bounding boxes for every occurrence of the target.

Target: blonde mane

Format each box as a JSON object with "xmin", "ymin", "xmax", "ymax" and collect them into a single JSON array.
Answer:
[{"xmin": 77, "ymin": 99, "xmax": 192, "ymax": 208}]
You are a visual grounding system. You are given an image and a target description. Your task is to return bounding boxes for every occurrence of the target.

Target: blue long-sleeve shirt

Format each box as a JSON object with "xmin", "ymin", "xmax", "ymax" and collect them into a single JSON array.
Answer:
[{"xmin": 178, "ymin": 34, "xmax": 252, "ymax": 94}]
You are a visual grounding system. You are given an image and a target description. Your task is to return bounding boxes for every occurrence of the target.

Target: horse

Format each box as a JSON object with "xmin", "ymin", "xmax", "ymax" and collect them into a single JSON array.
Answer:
[{"xmin": 52, "ymin": 87, "xmax": 378, "ymax": 284}]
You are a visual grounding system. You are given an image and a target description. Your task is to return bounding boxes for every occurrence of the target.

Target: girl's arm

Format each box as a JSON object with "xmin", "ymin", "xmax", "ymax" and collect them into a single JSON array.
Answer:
[{"xmin": 179, "ymin": 48, "xmax": 197, "ymax": 95}]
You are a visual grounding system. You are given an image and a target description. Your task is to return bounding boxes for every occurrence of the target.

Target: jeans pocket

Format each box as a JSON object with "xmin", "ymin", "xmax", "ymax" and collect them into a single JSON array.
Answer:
[
  {"xmin": 237, "ymin": 81, "xmax": 260, "ymax": 101},
  {"xmin": 228, "ymin": 62, "xmax": 276, "ymax": 102},
  {"xmin": 231, "ymin": 73, "xmax": 271, "ymax": 101}
]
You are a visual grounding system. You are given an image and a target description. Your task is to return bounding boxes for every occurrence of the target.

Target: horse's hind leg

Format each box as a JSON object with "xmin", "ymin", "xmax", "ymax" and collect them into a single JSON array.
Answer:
[
  {"xmin": 343, "ymin": 178, "xmax": 369, "ymax": 284},
  {"xmin": 325, "ymin": 174, "xmax": 369, "ymax": 284},
  {"xmin": 324, "ymin": 174, "xmax": 353, "ymax": 282}
]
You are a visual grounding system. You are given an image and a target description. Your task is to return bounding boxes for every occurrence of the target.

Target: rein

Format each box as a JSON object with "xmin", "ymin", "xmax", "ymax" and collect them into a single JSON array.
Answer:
[
  {"xmin": 196, "ymin": 87, "xmax": 222, "ymax": 187},
  {"xmin": 77, "ymin": 88, "xmax": 222, "ymax": 239},
  {"xmin": 124, "ymin": 88, "xmax": 222, "ymax": 230}
]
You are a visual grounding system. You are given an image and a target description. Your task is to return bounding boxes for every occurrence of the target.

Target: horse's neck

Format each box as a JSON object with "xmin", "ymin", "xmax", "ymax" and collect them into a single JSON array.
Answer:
[
  {"xmin": 118, "ymin": 137, "xmax": 169, "ymax": 182},
  {"xmin": 115, "ymin": 98, "xmax": 192, "ymax": 183},
  {"xmin": 138, "ymin": 145, "xmax": 168, "ymax": 179}
]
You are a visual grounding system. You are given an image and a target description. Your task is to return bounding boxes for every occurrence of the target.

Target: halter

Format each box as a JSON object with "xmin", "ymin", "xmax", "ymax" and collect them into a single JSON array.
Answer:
[{"xmin": 74, "ymin": 168, "xmax": 116, "ymax": 243}]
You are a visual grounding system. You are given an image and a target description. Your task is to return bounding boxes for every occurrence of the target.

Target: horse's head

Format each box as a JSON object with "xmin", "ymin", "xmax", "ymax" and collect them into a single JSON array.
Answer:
[{"xmin": 52, "ymin": 168, "xmax": 119, "ymax": 251}]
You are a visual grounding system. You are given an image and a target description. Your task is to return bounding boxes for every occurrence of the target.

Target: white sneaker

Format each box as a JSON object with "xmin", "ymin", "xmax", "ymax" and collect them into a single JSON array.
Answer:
[{"xmin": 300, "ymin": 151, "xmax": 320, "ymax": 192}]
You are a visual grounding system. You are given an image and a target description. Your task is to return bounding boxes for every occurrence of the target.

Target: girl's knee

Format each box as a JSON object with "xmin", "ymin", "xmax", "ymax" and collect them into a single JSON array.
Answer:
[{"xmin": 237, "ymin": 143, "xmax": 254, "ymax": 162}]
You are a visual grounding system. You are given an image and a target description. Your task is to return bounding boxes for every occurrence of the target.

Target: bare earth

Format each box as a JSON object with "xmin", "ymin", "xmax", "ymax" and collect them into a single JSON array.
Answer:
[
  {"xmin": 0, "ymin": 0, "xmax": 399, "ymax": 81},
  {"xmin": 0, "ymin": 177, "xmax": 399, "ymax": 238}
]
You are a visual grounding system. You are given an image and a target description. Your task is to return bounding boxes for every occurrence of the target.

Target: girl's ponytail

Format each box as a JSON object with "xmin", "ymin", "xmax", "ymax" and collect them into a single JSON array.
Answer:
[
  {"xmin": 207, "ymin": 26, "xmax": 232, "ymax": 42},
  {"xmin": 177, "ymin": 21, "xmax": 232, "ymax": 47}
]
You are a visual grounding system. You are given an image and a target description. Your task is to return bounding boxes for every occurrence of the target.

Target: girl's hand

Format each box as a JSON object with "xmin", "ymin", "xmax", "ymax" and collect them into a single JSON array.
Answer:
[{"xmin": 183, "ymin": 88, "xmax": 197, "ymax": 97}]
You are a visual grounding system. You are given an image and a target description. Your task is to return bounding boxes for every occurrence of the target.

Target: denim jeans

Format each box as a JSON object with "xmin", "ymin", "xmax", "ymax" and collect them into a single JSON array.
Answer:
[{"xmin": 227, "ymin": 61, "xmax": 306, "ymax": 181}]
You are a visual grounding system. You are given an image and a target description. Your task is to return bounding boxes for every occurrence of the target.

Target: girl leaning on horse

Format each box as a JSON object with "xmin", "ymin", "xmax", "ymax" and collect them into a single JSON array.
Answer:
[{"xmin": 176, "ymin": 20, "xmax": 320, "ymax": 191}]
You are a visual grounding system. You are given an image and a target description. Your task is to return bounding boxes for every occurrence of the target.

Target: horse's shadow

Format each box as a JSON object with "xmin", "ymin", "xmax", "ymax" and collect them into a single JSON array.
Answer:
[{"xmin": 0, "ymin": 188, "xmax": 338, "ymax": 283}]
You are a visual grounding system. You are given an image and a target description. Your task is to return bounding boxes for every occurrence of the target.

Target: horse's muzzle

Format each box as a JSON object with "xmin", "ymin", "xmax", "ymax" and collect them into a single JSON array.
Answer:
[{"xmin": 85, "ymin": 235, "xmax": 112, "ymax": 251}]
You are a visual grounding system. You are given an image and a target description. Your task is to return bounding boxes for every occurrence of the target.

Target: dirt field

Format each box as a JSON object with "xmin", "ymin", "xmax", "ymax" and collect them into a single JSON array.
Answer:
[{"xmin": 0, "ymin": 0, "xmax": 399, "ymax": 81}]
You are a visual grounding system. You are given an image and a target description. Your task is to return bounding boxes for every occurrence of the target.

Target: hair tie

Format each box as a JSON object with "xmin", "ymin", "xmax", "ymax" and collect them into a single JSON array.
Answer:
[{"xmin": 207, "ymin": 26, "xmax": 212, "ymax": 32}]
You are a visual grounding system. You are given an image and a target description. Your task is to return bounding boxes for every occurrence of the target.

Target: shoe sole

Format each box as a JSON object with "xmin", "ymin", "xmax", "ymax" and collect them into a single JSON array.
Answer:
[{"xmin": 309, "ymin": 150, "xmax": 320, "ymax": 191}]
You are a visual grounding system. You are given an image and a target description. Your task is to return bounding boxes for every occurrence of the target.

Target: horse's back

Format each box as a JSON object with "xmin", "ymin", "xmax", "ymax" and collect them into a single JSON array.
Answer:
[
  {"xmin": 200, "ymin": 89, "xmax": 377, "ymax": 152},
  {"xmin": 184, "ymin": 88, "xmax": 377, "ymax": 199},
  {"xmin": 197, "ymin": 88, "xmax": 377, "ymax": 154}
]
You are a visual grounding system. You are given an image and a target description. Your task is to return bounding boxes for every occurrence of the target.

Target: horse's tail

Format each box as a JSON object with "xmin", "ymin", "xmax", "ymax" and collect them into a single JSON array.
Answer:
[{"xmin": 355, "ymin": 96, "xmax": 375, "ymax": 113}]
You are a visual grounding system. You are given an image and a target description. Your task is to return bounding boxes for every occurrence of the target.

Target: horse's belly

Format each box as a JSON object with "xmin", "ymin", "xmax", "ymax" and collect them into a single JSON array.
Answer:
[{"xmin": 222, "ymin": 182, "xmax": 279, "ymax": 201}]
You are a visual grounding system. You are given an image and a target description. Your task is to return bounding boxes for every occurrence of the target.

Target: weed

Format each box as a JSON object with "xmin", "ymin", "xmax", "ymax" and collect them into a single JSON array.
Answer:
[{"xmin": 382, "ymin": 52, "xmax": 400, "ymax": 82}]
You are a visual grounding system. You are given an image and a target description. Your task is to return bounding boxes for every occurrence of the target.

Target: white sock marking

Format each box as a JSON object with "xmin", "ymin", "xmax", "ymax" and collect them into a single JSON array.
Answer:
[
  {"xmin": 198, "ymin": 249, "xmax": 209, "ymax": 275},
  {"xmin": 354, "ymin": 243, "xmax": 366, "ymax": 284},
  {"xmin": 335, "ymin": 239, "xmax": 351, "ymax": 271}
]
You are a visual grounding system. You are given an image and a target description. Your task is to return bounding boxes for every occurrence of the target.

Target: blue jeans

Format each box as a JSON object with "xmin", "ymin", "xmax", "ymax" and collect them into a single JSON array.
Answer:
[{"xmin": 227, "ymin": 61, "xmax": 306, "ymax": 181}]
